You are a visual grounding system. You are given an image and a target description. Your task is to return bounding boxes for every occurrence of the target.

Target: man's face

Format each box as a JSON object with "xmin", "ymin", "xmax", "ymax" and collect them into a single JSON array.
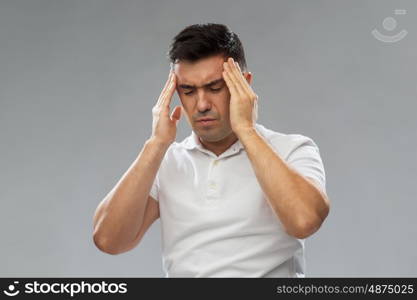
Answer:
[{"xmin": 173, "ymin": 54, "xmax": 233, "ymax": 143}]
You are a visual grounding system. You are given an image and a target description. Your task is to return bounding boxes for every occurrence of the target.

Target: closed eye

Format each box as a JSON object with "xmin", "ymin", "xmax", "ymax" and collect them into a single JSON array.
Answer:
[
  {"xmin": 209, "ymin": 87, "xmax": 222, "ymax": 93},
  {"xmin": 182, "ymin": 84, "xmax": 223, "ymax": 95},
  {"xmin": 184, "ymin": 87, "xmax": 222, "ymax": 95}
]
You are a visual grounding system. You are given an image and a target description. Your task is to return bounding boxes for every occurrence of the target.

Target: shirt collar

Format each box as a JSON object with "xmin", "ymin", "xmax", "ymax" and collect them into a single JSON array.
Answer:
[
  {"xmin": 182, "ymin": 128, "xmax": 244, "ymax": 152},
  {"xmin": 182, "ymin": 123, "xmax": 263, "ymax": 154}
]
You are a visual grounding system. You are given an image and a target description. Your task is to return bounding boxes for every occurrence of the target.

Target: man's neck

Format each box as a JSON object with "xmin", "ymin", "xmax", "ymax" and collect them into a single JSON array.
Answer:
[{"xmin": 199, "ymin": 132, "xmax": 239, "ymax": 157}]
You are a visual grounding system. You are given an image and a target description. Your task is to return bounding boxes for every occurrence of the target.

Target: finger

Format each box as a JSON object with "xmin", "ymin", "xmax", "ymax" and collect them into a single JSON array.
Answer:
[
  {"xmin": 223, "ymin": 61, "xmax": 244, "ymax": 97},
  {"xmin": 227, "ymin": 58, "xmax": 252, "ymax": 97},
  {"xmin": 222, "ymin": 68, "xmax": 239, "ymax": 98},
  {"xmin": 164, "ymin": 70, "xmax": 174, "ymax": 90},
  {"xmin": 156, "ymin": 71, "xmax": 174, "ymax": 107},
  {"xmin": 160, "ymin": 72, "xmax": 177, "ymax": 108},
  {"xmin": 170, "ymin": 105, "xmax": 182, "ymax": 122},
  {"xmin": 233, "ymin": 60, "xmax": 253, "ymax": 92},
  {"xmin": 156, "ymin": 71, "xmax": 173, "ymax": 107},
  {"xmin": 229, "ymin": 58, "xmax": 258, "ymax": 101}
]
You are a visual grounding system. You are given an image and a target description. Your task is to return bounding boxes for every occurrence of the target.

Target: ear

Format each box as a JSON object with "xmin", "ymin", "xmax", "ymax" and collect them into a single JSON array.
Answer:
[{"xmin": 243, "ymin": 71, "xmax": 253, "ymax": 85}]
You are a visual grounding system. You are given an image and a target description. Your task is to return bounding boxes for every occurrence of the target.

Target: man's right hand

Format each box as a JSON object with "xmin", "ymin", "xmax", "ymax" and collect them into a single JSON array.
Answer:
[{"xmin": 150, "ymin": 70, "xmax": 182, "ymax": 146}]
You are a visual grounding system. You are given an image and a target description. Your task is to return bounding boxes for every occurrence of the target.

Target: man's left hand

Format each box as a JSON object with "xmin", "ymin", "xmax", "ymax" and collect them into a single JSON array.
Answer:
[{"xmin": 222, "ymin": 57, "xmax": 258, "ymax": 136}]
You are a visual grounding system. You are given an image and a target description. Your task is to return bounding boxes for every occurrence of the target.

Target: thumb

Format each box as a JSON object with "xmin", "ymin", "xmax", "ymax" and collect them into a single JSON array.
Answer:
[{"xmin": 170, "ymin": 105, "xmax": 182, "ymax": 122}]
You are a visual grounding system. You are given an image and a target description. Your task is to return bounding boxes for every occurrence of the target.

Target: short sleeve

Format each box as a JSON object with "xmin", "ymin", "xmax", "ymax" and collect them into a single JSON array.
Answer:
[
  {"xmin": 149, "ymin": 172, "xmax": 159, "ymax": 201},
  {"xmin": 286, "ymin": 135, "xmax": 327, "ymax": 194}
]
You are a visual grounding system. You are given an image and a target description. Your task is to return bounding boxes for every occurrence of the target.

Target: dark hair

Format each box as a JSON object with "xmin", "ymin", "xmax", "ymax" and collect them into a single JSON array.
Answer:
[{"xmin": 168, "ymin": 23, "xmax": 247, "ymax": 70}]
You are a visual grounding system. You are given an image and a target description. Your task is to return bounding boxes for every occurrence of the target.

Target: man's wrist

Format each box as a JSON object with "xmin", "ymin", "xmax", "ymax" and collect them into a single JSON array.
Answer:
[
  {"xmin": 145, "ymin": 137, "xmax": 171, "ymax": 151},
  {"xmin": 234, "ymin": 126, "xmax": 257, "ymax": 141}
]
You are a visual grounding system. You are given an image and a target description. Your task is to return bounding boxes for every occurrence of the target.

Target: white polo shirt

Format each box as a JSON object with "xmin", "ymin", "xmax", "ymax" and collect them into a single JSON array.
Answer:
[{"xmin": 149, "ymin": 123, "xmax": 326, "ymax": 277}]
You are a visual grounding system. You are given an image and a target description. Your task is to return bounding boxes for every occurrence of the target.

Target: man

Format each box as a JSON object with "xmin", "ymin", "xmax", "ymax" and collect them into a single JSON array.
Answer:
[{"xmin": 93, "ymin": 23, "xmax": 330, "ymax": 277}]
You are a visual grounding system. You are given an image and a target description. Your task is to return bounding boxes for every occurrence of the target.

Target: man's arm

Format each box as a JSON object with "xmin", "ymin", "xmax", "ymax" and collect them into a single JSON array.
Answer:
[
  {"xmin": 237, "ymin": 128, "xmax": 330, "ymax": 239},
  {"xmin": 222, "ymin": 57, "xmax": 329, "ymax": 239},
  {"xmin": 93, "ymin": 138, "xmax": 169, "ymax": 255},
  {"xmin": 92, "ymin": 70, "xmax": 182, "ymax": 254}
]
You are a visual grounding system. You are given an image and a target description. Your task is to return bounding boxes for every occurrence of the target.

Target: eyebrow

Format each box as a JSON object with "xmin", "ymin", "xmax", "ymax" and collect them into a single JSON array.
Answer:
[{"xmin": 178, "ymin": 78, "xmax": 224, "ymax": 89}]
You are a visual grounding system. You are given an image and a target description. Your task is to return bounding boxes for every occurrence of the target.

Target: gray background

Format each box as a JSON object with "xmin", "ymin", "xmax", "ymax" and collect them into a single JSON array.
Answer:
[{"xmin": 1, "ymin": 0, "xmax": 416, "ymax": 277}]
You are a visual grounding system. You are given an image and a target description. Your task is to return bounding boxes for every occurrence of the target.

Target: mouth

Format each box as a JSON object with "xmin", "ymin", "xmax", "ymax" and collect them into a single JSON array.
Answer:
[{"xmin": 196, "ymin": 118, "xmax": 217, "ymax": 126}]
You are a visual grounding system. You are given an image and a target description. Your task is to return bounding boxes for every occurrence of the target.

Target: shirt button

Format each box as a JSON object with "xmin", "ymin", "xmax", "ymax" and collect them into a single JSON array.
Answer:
[
  {"xmin": 213, "ymin": 160, "xmax": 219, "ymax": 166},
  {"xmin": 209, "ymin": 182, "xmax": 217, "ymax": 189}
]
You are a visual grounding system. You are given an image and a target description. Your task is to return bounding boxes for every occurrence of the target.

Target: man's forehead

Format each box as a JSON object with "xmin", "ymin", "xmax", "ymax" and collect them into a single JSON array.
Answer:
[{"xmin": 174, "ymin": 56, "xmax": 225, "ymax": 86}]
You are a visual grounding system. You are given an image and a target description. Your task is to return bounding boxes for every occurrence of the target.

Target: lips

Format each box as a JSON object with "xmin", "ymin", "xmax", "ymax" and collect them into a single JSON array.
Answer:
[
  {"xmin": 196, "ymin": 118, "xmax": 216, "ymax": 122},
  {"xmin": 196, "ymin": 118, "xmax": 217, "ymax": 126}
]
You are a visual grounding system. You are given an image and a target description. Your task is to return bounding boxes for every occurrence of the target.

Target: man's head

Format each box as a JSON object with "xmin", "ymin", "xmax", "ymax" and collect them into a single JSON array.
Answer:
[{"xmin": 168, "ymin": 23, "xmax": 252, "ymax": 143}]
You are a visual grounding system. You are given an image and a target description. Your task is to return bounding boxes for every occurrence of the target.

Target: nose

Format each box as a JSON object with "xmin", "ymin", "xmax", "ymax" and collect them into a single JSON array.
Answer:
[{"xmin": 196, "ymin": 89, "xmax": 212, "ymax": 113}]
